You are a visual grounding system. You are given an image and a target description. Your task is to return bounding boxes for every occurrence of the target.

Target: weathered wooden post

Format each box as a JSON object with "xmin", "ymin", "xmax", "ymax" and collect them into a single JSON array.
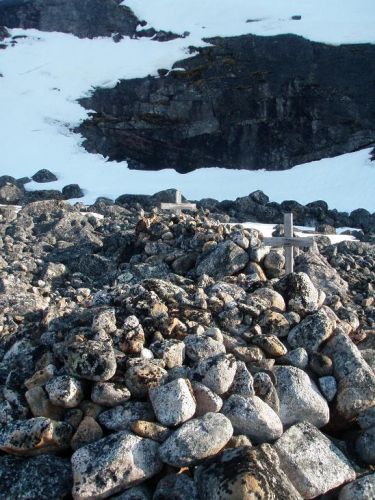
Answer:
[
  {"xmin": 262, "ymin": 213, "xmax": 314, "ymax": 274},
  {"xmin": 160, "ymin": 190, "xmax": 197, "ymax": 215}
]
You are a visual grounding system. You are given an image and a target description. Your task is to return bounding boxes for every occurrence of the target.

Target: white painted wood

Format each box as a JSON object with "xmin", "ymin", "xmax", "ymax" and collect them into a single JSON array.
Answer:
[
  {"xmin": 160, "ymin": 190, "xmax": 197, "ymax": 214},
  {"xmin": 262, "ymin": 213, "xmax": 315, "ymax": 275}
]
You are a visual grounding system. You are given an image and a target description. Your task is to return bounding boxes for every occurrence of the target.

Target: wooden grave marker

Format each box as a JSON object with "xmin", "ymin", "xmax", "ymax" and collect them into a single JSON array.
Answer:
[
  {"xmin": 262, "ymin": 213, "xmax": 315, "ymax": 274},
  {"xmin": 160, "ymin": 190, "xmax": 197, "ymax": 215}
]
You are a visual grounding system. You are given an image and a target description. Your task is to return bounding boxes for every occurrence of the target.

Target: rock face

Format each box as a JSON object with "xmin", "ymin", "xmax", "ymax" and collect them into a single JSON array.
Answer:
[
  {"xmin": 195, "ymin": 444, "xmax": 302, "ymax": 500},
  {"xmin": 274, "ymin": 422, "xmax": 356, "ymax": 499},
  {"xmin": 79, "ymin": 34, "xmax": 375, "ymax": 173},
  {"xmin": 0, "ymin": 0, "xmax": 140, "ymax": 38},
  {"xmin": 71, "ymin": 431, "xmax": 163, "ymax": 499}
]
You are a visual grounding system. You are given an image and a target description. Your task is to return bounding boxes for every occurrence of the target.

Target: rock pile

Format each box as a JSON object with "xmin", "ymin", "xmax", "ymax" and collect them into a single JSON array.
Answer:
[{"xmin": 0, "ymin": 197, "xmax": 374, "ymax": 499}]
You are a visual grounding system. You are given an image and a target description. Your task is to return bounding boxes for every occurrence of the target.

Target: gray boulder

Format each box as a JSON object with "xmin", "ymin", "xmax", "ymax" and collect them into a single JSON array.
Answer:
[
  {"xmin": 288, "ymin": 308, "xmax": 335, "ymax": 351},
  {"xmin": 71, "ymin": 431, "xmax": 162, "ymax": 499},
  {"xmin": 274, "ymin": 422, "xmax": 356, "ymax": 499},
  {"xmin": 274, "ymin": 366, "xmax": 330, "ymax": 428},
  {"xmin": 64, "ymin": 340, "xmax": 117, "ymax": 381},
  {"xmin": 191, "ymin": 354, "xmax": 237, "ymax": 395},
  {"xmin": 222, "ymin": 395, "xmax": 283, "ymax": 443},
  {"xmin": 339, "ymin": 474, "xmax": 375, "ymax": 500},
  {"xmin": 149, "ymin": 378, "xmax": 196, "ymax": 427},
  {"xmin": 196, "ymin": 240, "xmax": 249, "ymax": 278},
  {"xmin": 159, "ymin": 413, "xmax": 233, "ymax": 467}
]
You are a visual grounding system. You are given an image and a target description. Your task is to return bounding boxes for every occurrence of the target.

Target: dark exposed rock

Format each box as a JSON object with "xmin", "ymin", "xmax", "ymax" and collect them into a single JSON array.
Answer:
[
  {"xmin": 0, "ymin": 0, "xmax": 140, "ymax": 39},
  {"xmin": 79, "ymin": 34, "xmax": 375, "ymax": 173},
  {"xmin": 0, "ymin": 454, "xmax": 72, "ymax": 500},
  {"xmin": 31, "ymin": 169, "xmax": 58, "ymax": 183}
]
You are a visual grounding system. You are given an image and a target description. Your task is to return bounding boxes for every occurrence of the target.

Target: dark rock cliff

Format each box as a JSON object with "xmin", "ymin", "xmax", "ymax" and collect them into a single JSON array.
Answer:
[
  {"xmin": 0, "ymin": 0, "xmax": 140, "ymax": 38},
  {"xmin": 78, "ymin": 34, "xmax": 375, "ymax": 173}
]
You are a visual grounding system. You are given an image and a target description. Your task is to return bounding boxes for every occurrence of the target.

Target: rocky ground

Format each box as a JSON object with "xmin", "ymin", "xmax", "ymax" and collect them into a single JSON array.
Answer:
[{"xmin": 0, "ymin": 190, "xmax": 374, "ymax": 499}]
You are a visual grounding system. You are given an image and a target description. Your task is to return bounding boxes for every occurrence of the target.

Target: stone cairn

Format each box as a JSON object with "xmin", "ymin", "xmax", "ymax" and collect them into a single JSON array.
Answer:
[{"xmin": 0, "ymin": 195, "xmax": 374, "ymax": 499}]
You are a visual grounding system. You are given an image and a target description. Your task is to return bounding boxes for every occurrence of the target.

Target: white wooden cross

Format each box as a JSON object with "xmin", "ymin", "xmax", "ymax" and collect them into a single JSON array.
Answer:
[
  {"xmin": 160, "ymin": 190, "xmax": 197, "ymax": 215},
  {"xmin": 262, "ymin": 213, "xmax": 315, "ymax": 274}
]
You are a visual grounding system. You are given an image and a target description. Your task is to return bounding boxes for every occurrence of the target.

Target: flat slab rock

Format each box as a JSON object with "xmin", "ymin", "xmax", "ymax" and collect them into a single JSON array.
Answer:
[
  {"xmin": 274, "ymin": 421, "xmax": 356, "ymax": 499},
  {"xmin": 195, "ymin": 444, "xmax": 302, "ymax": 499},
  {"xmin": 71, "ymin": 430, "xmax": 162, "ymax": 499}
]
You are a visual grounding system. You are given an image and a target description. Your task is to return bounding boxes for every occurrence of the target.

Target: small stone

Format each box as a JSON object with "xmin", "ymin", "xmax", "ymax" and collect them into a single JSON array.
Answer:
[
  {"xmin": 226, "ymin": 435, "xmax": 253, "ymax": 448},
  {"xmin": 92, "ymin": 308, "xmax": 117, "ymax": 334},
  {"xmin": 24, "ymin": 364, "xmax": 56, "ymax": 389},
  {"xmin": 125, "ymin": 361, "xmax": 168, "ymax": 398},
  {"xmin": 229, "ymin": 361, "xmax": 254, "ymax": 397},
  {"xmin": 191, "ymin": 381, "xmax": 223, "ymax": 416},
  {"xmin": 0, "ymin": 417, "xmax": 72, "ymax": 456},
  {"xmin": 309, "ymin": 352, "xmax": 333, "ymax": 376},
  {"xmin": 274, "ymin": 422, "xmax": 356, "ymax": 498},
  {"xmin": 246, "ymin": 288, "xmax": 286, "ymax": 315},
  {"xmin": 356, "ymin": 427, "xmax": 375, "ymax": 464},
  {"xmin": 222, "ymin": 394, "xmax": 283, "ymax": 443},
  {"xmin": 25, "ymin": 386, "xmax": 64, "ymax": 420},
  {"xmin": 98, "ymin": 401, "xmax": 154, "ymax": 431},
  {"xmin": 318, "ymin": 376, "xmax": 337, "ymax": 402},
  {"xmin": 71, "ymin": 416, "xmax": 103, "ymax": 451},
  {"xmin": 184, "ymin": 334, "xmax": 225, "ymax": 362},
  {"xmin": 91, "ymin": 382, "xmax": 131, "ymax": 406},
  {"xmin": 131, "ymin": 420, "xmax": 172, "ymax": 442},
  {"xmin": 149, "ymin": 378, "xmax": 196, "ymax": 427},
  {"xmin": 278, "ymin": 347, "xmax": 309, "ymax": 369},
  {"xmin": 274, "ymin": 366, "xmax": 330, "ymax": 428},
  {"xmin": 45, "ymin": 375, "xmax": 84, "ymax": 408},
  {"xmin": 71, "ymin": 431, "xmax": 162, "ymax": 499},
  {"xmin": 195, "ymin": 444, "xmax": 302, "ymax": 500},
  {"xmin": 192, "ymin": 354, "xmax": 237, "ymax": 395},
  {"xmin": 338, "ymin": 474, "xmax": 375, "ymax": 500},
  {"xmin": 150, "ymin": 339, "xmax": 185, "ymax": 368},
  {"xmin": 259, "ymin": 311, "xmax": 290, "ymax": 337},
  {"xmin": 251, "ymin": 335, "xmax": 287, "ymax": 357},
  {"xmin": 288, "ymin": 308, "xmax": 335, "ymax": 351},
  {"xmin": 253, "ymin": 372, "xmax": 280, "ymax": 413},
  {"xmin": 154, "ymin": 473, "xmax": 198, "ymax": 500},
  {"xmin": 64, "ymin": 340, "xmax": 117, "ymax": 381},
  {"xmin": 264, "ymin": 250, "xmax": 285, "ymax": 277},
  {"xmin": 119, "ymin": 317, "xmax": 145, "ymax": 354},
  {"xmin": 159, "ymin": 412, "xmax": 233, "ymax": 467}
]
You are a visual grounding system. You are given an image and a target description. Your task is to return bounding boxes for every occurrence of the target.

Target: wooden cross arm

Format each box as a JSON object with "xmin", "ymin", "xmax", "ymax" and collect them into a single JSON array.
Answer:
[
  {"xmin": 160, "ymin": 202, "xmax": 197, "ymax": 210},
  {"xmin": 262, "ymin": 236, "xmax": 315, "ymax": 248}
]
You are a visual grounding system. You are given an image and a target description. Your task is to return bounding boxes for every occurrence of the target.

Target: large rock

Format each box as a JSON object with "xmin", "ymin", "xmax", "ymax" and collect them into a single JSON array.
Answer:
[
  {"xmin": 275, "ymin": 272, "xmax": 320, "ymax": 314},
  {"xmin": 159, "ymin": 413, "xmax": 233, "ymax": 467},
  {"xmin": 0, "ymin": 0, "xmax": 140, "ymax": 39},
  {"xmin": 287, "ymin": 308, "xmax": 335, "ymax": 351},
  {"xmin": 0, "ymin": 417, "xmax": 72, "ymax": 456},
  {"xmin": 149, "ymin": 378, "xmax": 196, "ymax": 427},
  {"xmin": 295, "ymin": 252, "xmax": 349, "ymax": 298},
  {"xmin": 71, "ymin": 431, "xmax": 162, "ymax": 499},
  {"xmin": 64, "ymin": 340, "xmax": 117, "ymax": 381},
  {"xmin": 356, "ymin": 427, "xmax": 375, "ymax": 465},
  {"xmin": 323, "ymin": 331, "xmax": 375, "ymax": 421},
  {"xmin": 196, "ymin": 241, "xmax": 249, "ymax": 278},
  {"xmin": 222, "ymin": 395, "xmax": 283, "ymax": 443},
  {"xmin": 274, "ymin": 422, "xmax": 356, "ymax": 499},
  {"xmin": 191, "ymin": 354, "xmax": 237, "ymax": 395},
  {"xmin": 274, "ymin": 366, "xmax": 330, "ymax": 428},
  {"xmin": 0, "ymin": 454, "xmax": 72, "ymax": 500},
  {"xmin": 339, "ymin": 474, "xmax": 375, "ymax": 500},
  {"xmin": 98, "ymin": 401, "xmax": 154, "ymax": 431},
  {"xmin": 195, "ymin": 444, "xmax": 302, "ymax": 500}
]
